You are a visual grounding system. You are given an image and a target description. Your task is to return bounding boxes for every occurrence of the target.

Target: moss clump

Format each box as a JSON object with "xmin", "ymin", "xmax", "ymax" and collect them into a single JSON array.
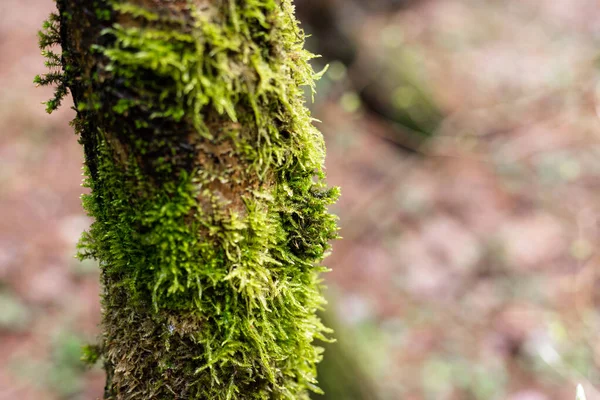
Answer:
[{"xmin": 38, "ymin": 0, "xmax": 339, "ymax": 398}]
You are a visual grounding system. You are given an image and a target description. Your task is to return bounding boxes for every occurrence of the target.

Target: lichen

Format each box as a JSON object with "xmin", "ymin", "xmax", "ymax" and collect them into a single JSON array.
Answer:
[{"xmin": 38, "ymin": 0, "xmax": 339, "ymax": 398}]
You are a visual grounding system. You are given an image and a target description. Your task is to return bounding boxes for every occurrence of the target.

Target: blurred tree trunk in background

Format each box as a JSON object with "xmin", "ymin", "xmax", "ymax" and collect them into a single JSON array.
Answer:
[
  {"xmin": 295, "ymin": 0, "xmax": 417, "ymax": 65},
  {"xmin": 37, "ymin": 0, "xmax": 339, "ymax": 398},
  {"xmin": 296, "ymin": 0, "xmax": 443, "ymax": 152},
  {"xmin": 314, "ymin": 309, "xmax": 380, "ymax": 400}
]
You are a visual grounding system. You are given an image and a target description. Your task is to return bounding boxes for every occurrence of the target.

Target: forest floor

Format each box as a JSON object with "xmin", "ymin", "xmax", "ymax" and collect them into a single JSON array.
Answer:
[{"xmin": 2, "ymin": 0, "xmax": 600, "ymax": 399}]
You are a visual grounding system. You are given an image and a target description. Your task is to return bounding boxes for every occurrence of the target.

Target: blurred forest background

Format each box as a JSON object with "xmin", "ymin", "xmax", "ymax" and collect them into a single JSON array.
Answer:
[{"xmin": 2, "ymin": 0, "xmax": 600, "ymax": 399}]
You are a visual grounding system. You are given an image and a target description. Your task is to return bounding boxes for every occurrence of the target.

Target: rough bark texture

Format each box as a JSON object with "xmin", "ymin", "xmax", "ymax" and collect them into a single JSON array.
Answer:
[{"xmin": 37, "ymin": 1, "xmax": 339, "ymax": 398}]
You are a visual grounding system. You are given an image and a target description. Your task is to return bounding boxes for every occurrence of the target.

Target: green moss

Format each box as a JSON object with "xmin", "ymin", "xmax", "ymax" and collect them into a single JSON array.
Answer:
[
  {"xmin": 39, "ymin": 0, "xmax": 339, "ymax": 398},
  {"xmin": 35, "ymin": 12, "xmax": 68, "ymax": 113},
  {"xmin": 81, "ymin": 343, "xmax": 102, "ymax": 366}
]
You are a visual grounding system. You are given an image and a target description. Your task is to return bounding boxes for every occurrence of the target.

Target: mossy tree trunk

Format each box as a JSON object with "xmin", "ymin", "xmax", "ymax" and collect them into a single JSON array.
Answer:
[{"xmin": 37, "ymin": 1, "xmax": 338, "ymax": 398}]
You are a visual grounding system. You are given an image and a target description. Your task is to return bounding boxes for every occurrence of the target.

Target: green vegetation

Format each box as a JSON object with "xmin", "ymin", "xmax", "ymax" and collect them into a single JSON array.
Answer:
[
  {"xmin": 37, "ymin": 0, "xmax": 338, "ymax": 398},
  {"xmin": 12, "ymin": 330, "xmax": 89, "ymax": 399}
]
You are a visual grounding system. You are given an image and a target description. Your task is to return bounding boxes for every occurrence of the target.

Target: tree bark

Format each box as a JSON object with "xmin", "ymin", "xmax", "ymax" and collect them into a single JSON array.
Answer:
[{"xmin": 38, "ymin": 1, "xmax": 339, "ymax": 398}]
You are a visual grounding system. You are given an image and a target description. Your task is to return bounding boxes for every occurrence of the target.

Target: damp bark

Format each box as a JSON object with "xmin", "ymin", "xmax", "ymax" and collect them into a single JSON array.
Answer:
[{"xmin": 37, "ymin": 0, "xmax": 339, "ymax": 398}]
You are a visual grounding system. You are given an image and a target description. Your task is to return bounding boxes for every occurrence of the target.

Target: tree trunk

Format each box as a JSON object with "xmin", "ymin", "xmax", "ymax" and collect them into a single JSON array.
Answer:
[{"xmin": 37, "ymin": 1, "xmax": 339, "ymax": 398}]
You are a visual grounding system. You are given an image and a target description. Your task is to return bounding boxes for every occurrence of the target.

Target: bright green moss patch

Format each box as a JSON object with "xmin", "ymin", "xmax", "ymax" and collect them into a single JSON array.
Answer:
[{"xmin": 39, "ymin": 0, "xmax": 338, "ymax": 398}]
